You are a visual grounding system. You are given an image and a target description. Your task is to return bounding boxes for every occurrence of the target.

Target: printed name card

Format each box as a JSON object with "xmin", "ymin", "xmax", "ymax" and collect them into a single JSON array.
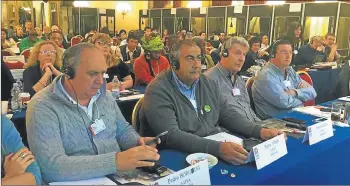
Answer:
[
  {"xmin": 150, "ymin": 160, "xmax": 210, "ymax": 185},
  {"xmin": 302, "ymin": 120, "xmax": 333, "ymax": 145},
  {"xmin": 247, "ymin": 134, "xmax": 287, "ymax": 170}
]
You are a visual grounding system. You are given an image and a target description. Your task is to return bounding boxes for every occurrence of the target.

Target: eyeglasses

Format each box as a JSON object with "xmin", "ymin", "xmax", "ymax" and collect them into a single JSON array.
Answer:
[
  {"xmin": 40, "ymin": 50, "xmax": 57, "ymax": 55},
  {"xmin": 278, "ymin": 50, "xmax": 293, "ymax": 55},
  {"xmin": 97, "ymin": 41, "xmax": 113, "ymax": 47}
]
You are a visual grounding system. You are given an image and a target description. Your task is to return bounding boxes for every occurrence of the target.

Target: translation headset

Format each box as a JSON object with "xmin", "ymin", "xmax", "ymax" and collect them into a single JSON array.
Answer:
[
  {"xmin": 144, "ymin": 51, "xmax": 155, "ymax": 77},
  {"xmin": 221, "ymin": 41, "xmax": 229, "ymax": 58},
  {"xmin": 169, "ymin": 44, "xmax": 180, "ymax": 70},
  {"xmin": 62, "ymin": 47, "xmax": 76, "ymax": 79}
]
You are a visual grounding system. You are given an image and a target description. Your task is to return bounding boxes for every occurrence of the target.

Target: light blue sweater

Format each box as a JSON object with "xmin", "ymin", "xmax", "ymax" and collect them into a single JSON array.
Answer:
[
  {"xmin": 26, "ymin": 75, "xmax": 140, "ymax": 183},
  {"xmin": 1, "ymin": 115, "xmax": 42, "ymax": 185}
]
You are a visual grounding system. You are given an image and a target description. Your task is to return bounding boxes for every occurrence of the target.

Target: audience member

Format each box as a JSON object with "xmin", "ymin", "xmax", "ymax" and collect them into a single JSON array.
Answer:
[
  {"xmin": 260, "ymin": 33, "xmax": 269, "ymax": 52},
  {"xmin": 116, "ymin": 33, "xmax": 143, "ymax": 64},
  {"xmin": 278, "ymin": 22, "xmax": 304, "ymax": 53},
  {"xmin": 49, "ymin": 31, "xmax": 65, "ymax": 52},
  {"xmin": 19, "ymin": 29, "xmax": 41, "ymax": 52},
  {"xmin": 140, "ymin": 39, "xmax": 284, "ymax": 165},
  {"xmin": 12, "ymin": 25, "xmax": 25, "ymax": 42},
  {"xmin": 192, "ymin": 37, "xmax": 214, "ymax": 70},
  {"xmin": 91, "ymin": 33, "xmax": 133, "ymax": 89},
  {"xmin": 199, "ymin": 31, "xmax": 206, "ymax": 40},
  {"xmin": 1, "ymin": 58, "xmax": 15, "ymax": 101},
  {"xmin": 241, "ymin": 36, "xmax": 267, "ymax": 73},
  {"xmin": 252, "ymin": 40, "xmax": 317, "ymax": 119},
  {"xmin": 26, "ymin": 43, "xmax": 160, "ymax": 183},
  {"xmin": 324, "ymin": 33, "xmax": 341, "ymax": 62},
  {"xmin": 118, "ymin": 29, "xmax": 128, "ymax": 46},
  {"xmin": 1, "ymin": 115, "xmax": 41, "ymax": 185},
  {"xmin": 205, "ymin": 37, "xmax": 260, "ymax": 122},
  {"xmin": 35, "ymin": 27, "xmax": 45, "ymax": 40},
  {"xmin": 23, "ymin": 40, "xmax": 63, "ymax": 97},
  {"xmin": 141, "ymin": 26, "xmax": 152, "ymax": 45},
  {"xmin": 134, "ymin": 36, "xmax": 169, "ymax": 85},
  {"xmin": 24, "ymin": 21, "xmax": 33, "ymax": 34},
  {"xmin": 51, "ymin": 25, "xmax": 69, "ymax": 49},
  {"xmin": 293, "ymin": 36, "xmax": 328, "ymax": 66},
  {"xmin": 162, "ymin": 28, "xmax": 168, "ymax": 42},
  {"xmin": 1, "ymin": 29, "xmax": 16, "ymax": 49},
  {"xmin": 43, "ymin": 26, "xmax": 51, "ymax": 38}
]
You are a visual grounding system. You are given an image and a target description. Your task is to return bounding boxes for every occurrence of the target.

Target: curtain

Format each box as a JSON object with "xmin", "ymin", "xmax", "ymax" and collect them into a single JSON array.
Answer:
[
  {"xmin": 244, "ymin": 0, "xmax": 267, "ymax": 5},
  {"xmin": 173, "ymin": 1, "xmax": 182, "ymax": 8},
  {"xmin": 153, "ymin": 0, "xmax": 169, "ymax": 8},
  {"xmin": 212, "ymin": 0, "xmax": 232, "ymax": 6}
]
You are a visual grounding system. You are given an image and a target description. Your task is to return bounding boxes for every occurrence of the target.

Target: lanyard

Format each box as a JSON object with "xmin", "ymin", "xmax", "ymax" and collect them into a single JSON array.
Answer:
[{"xmin": 217, "ymin": 66, "xmax": 238, "ymax": 89}]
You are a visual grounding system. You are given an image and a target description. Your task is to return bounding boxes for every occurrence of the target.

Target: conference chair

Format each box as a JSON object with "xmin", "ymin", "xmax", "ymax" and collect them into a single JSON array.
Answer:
[
  {"xmin": 246, "ymin": 77, "xmax": 256, "ymax": 112},
  {"xmin": 131, "ymin": 97, "xmax": 144, "ymax": 133},
  {"xmin": 297, "ymin": 71, "xmax": 315, "ymax": 106},
  {"xmin": 71, "ymin": 35, "xmax": 83, "ymax": 47},
  {"xmin": 20, "ymin": 49, "xmax": 31, "ymax": 62}
]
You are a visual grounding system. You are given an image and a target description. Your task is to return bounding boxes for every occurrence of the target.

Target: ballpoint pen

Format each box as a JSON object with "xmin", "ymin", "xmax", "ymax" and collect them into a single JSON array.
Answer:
[{"xmin": 281, "ymin": 129, "xmax": 306, "ymax": 134}]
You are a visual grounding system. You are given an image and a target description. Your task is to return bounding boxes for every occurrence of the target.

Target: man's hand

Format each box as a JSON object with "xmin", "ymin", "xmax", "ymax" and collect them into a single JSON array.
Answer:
[
  {"xmin": 331, "ymin": 44, "xmax": 338, "ymax": 51},
  {"xmin": 138, "ymin": 137, "xmax": 160, "ymax": 148},
  {"xmin": 296, "ymin": 81, "xmax": 309, "ymax": 89},
  {"xmin": 260, "ymin": 128, "xmax": 287, "ymax": 140},
  {"xmin": 258, "ymin": 50, "xmax": 269, "ymax": 57},
  {"xmin": 219, "ymin": 142, "xmax": 248, "ymax": 165},
  {"xmin": 285, "ymin": 89, "xmax": 297, "ymax": 97},
  {"xmin": 115, "ymin": 145, "xmax": 160, "ymax": 171}
]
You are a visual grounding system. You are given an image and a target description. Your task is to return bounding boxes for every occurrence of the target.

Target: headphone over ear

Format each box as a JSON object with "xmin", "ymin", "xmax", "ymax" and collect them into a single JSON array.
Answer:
[
  {"xmin": 62, "ymin": 48, "xmax": 76, "ymax": 79},
  {"xmin": 169, "ymin": 44, "xmax": 180, "ymax": 70},
  {"xmin": 221, "ymin": 41, "xmax": 229, "ymax": 58}
]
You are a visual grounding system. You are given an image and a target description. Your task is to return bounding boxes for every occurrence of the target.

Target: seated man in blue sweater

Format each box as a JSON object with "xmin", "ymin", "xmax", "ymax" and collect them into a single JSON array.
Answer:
[
  {"xmin": 252, "ymin": 40, "xmax": 317, "ymax": 119},
  {"xmin": 26, "ymin": 43, "xmax": 160, "ymax": 183},
  {"xmin": 140, "ymin": 39, "xmax": 285, "ymax": 165}
]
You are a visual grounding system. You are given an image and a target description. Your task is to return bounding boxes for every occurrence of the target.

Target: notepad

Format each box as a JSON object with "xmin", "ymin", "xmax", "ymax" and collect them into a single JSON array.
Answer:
[
  {"xmin": 118, "ymin": 94, "xmax": 144, "ymax": 101},
  {"xmin": 49, "ymin": 177, "xmax": 116, "ymax": 185},
  {"xmin": 205, "ymin": 132, "xmax": 243, "ymax": 145}
]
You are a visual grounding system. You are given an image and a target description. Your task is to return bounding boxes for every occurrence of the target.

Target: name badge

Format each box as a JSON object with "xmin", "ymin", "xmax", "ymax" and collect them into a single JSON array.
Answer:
[
  {"xmin": 89, "ymin": 119, "xmax": 106, "ymax": 136},
  {"xmin": 246, "ymin": 134, "xmax": 287, "ymax": 170},
  {"xmin": 294, "ymin": 50, "xmax": 298, "ymax": 55},
  {"xmin": 283, "ymin": 80, "xmax": 292, "ymax": 88},
  {"xmin": 302, "ymin": 120, "xmax": 333, "ymax": 145},
  {"xmin": 151, "ymin": 160, "xmax": 210, "ymax": 185},
  {"xmin": 201, "ymin": 64, "xmax": 207, "ymax": 70},
  {"xmin": 232, "ymin": 88, "xmax": 241, "ymax": 96},
  {"xmin": 103, "ymin": 73, "xmax": 109, "ymax": 79}
]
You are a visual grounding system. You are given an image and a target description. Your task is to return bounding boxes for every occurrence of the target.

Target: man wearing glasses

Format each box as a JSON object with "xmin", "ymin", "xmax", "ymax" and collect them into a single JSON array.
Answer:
[
  {"xmin": 252, "ymin": 40, "xmax": 317, "ymax": 119},
  {"xmin": 19, "ymin": 29, "xmax": 41, "ymax": 52}
]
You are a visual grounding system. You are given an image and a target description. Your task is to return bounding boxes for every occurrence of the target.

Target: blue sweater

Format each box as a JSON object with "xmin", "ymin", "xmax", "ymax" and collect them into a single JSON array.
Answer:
[
  {"xmin": 26, "ymin": 75, "xmax": 140, "ymax": 183},
  {"xmin": 1, "ymin": 115, "xmax": 42, "ymax": 185}
]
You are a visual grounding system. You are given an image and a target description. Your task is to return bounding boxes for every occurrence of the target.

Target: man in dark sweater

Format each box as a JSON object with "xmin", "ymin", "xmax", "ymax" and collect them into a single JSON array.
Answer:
[
  {"xmin": 140, "ymin": 40, "xmax": 284, "ymax": 165},
  {"xmin": 293, "ymin": 36, "xmax": 327, "ymax": 66}
]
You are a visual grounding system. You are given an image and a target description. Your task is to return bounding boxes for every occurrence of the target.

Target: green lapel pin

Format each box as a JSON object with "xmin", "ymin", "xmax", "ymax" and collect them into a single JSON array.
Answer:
[{"xmin": 204, "ymin": 105, "xmax": 211, "ymax": 113}]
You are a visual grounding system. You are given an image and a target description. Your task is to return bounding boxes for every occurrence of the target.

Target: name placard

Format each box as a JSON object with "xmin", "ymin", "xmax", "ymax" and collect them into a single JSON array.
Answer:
[
  {"xmin": 150, "ymin": 160, "xmax": 210, "ymax": 185},
  {"xmin": 247, "ymin": 134, "xmax": 287, "ymax": 170},
  {"xmin": 302, "ymin": 120, "xmax": 333, "ymax": 145}
]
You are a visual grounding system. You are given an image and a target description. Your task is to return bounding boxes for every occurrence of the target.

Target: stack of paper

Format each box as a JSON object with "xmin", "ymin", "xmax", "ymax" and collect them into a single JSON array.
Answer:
[
  {"xmin": 119, "ymin": 94, "xmax": 144, "ymax": 101},
  {"xmin": 49, "ymin": 177, "xmax": 116, "ymax": 185},
  {"xmin": 204, "ymin": 132, "xmax": 243, "ymax": 145},
  {"xmin": 293, "ymin": 106, "xmax": 330, "ymax": 118},
  {"xmin": 339, "ymin": 96, "xmax": 350, "ymax": 102}
]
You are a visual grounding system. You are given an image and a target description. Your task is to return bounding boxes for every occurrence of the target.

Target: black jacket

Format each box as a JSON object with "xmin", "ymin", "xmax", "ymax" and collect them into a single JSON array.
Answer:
[
  {"xmin": 332, "ymin": 67, "xmax": 350, "ymax": 99},
  {"xmin": 1, "ymin": 60, "xmax": 15, "ymax": 101}
]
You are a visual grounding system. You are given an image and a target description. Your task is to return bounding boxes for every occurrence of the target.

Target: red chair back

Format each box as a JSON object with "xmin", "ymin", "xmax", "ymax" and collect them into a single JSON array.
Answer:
[
  {"xmin": 5, "ymin": 61, "xmax": 24, "ymax": 69},
  {"xmin": 71, "ymin": 36, "xmax": 83, "ymax": 47},
  {"xmin": 246, "ymin": 77, "xmax": 256, "ymax": 112},
  {"xmin": 297, "ymin": 71, "xmax": 315, "ymax": 106},
  {"xmin": 1, "ymin": 50, "xmax": 14, "ymax": 57},
  {"xmin": 20, "ymin": 49, "xmax": 31, "ymax": 61}
]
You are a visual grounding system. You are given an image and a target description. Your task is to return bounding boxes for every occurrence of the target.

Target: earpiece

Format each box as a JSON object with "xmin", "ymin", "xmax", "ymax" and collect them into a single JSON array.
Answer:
[
  {"xmin": 221, "ymin": 48, "xmax": 229, "ymax": 58},
  {"xmin": 62, "ymin": 48, "xmax": 76, "ymax": 79}
]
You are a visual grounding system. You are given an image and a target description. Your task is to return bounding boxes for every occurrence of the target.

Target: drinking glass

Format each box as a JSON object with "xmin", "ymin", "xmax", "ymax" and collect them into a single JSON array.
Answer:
[{"xmin": 331, "ymin": 102, "xmax": 344, "ymax": 124}]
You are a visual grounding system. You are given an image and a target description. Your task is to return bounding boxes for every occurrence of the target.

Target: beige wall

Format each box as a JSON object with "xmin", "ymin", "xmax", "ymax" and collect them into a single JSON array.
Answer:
[{"xmin": 88, "ymin": 1, "xmax": 148, "ymax": 32}]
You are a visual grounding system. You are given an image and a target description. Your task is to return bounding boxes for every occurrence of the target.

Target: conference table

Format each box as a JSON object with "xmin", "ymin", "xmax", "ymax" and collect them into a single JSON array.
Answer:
[
  {"xmin": 10, "ymin": 86, "xmax": 146, "ymax": 147},
  {"xmin": 158, "ymin": 100, "xmax": 350, "ymax": 184}
]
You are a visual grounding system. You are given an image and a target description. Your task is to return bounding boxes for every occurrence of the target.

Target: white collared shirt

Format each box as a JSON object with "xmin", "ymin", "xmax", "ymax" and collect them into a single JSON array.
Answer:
[{"xmin": 57, "ymin": 77, "xmax": 101, "ymax": 119}]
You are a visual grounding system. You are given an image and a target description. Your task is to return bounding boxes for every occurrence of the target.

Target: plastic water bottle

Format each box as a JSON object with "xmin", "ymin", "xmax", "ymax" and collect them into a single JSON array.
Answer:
[
  {"xmin": 16, "ymin": 79, "xmax": 23, "ymax": 92},
  {"xmin": 111, "ymin": 76, "xmax": 120, "ymax": 100},
  {"xmin": 11, "ymin": 83, "xmax": 21, "ymax": 111},
  {"xmin": 345, "ymin": 103, "xmax": 350, "ymax": 125}
]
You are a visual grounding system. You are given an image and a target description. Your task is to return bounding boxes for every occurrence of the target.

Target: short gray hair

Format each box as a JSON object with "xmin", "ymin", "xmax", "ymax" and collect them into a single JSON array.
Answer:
[
  {"xmin": 220, "ymin": 36, "xmax": 249, "ymax": 57},
  {"xmin": 62, "ymin": 43, "xmax": 99, "ymax": 70},
  {"xmin": 170, "ymin": 39, "xmax": 198, "ymax": 61}
]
